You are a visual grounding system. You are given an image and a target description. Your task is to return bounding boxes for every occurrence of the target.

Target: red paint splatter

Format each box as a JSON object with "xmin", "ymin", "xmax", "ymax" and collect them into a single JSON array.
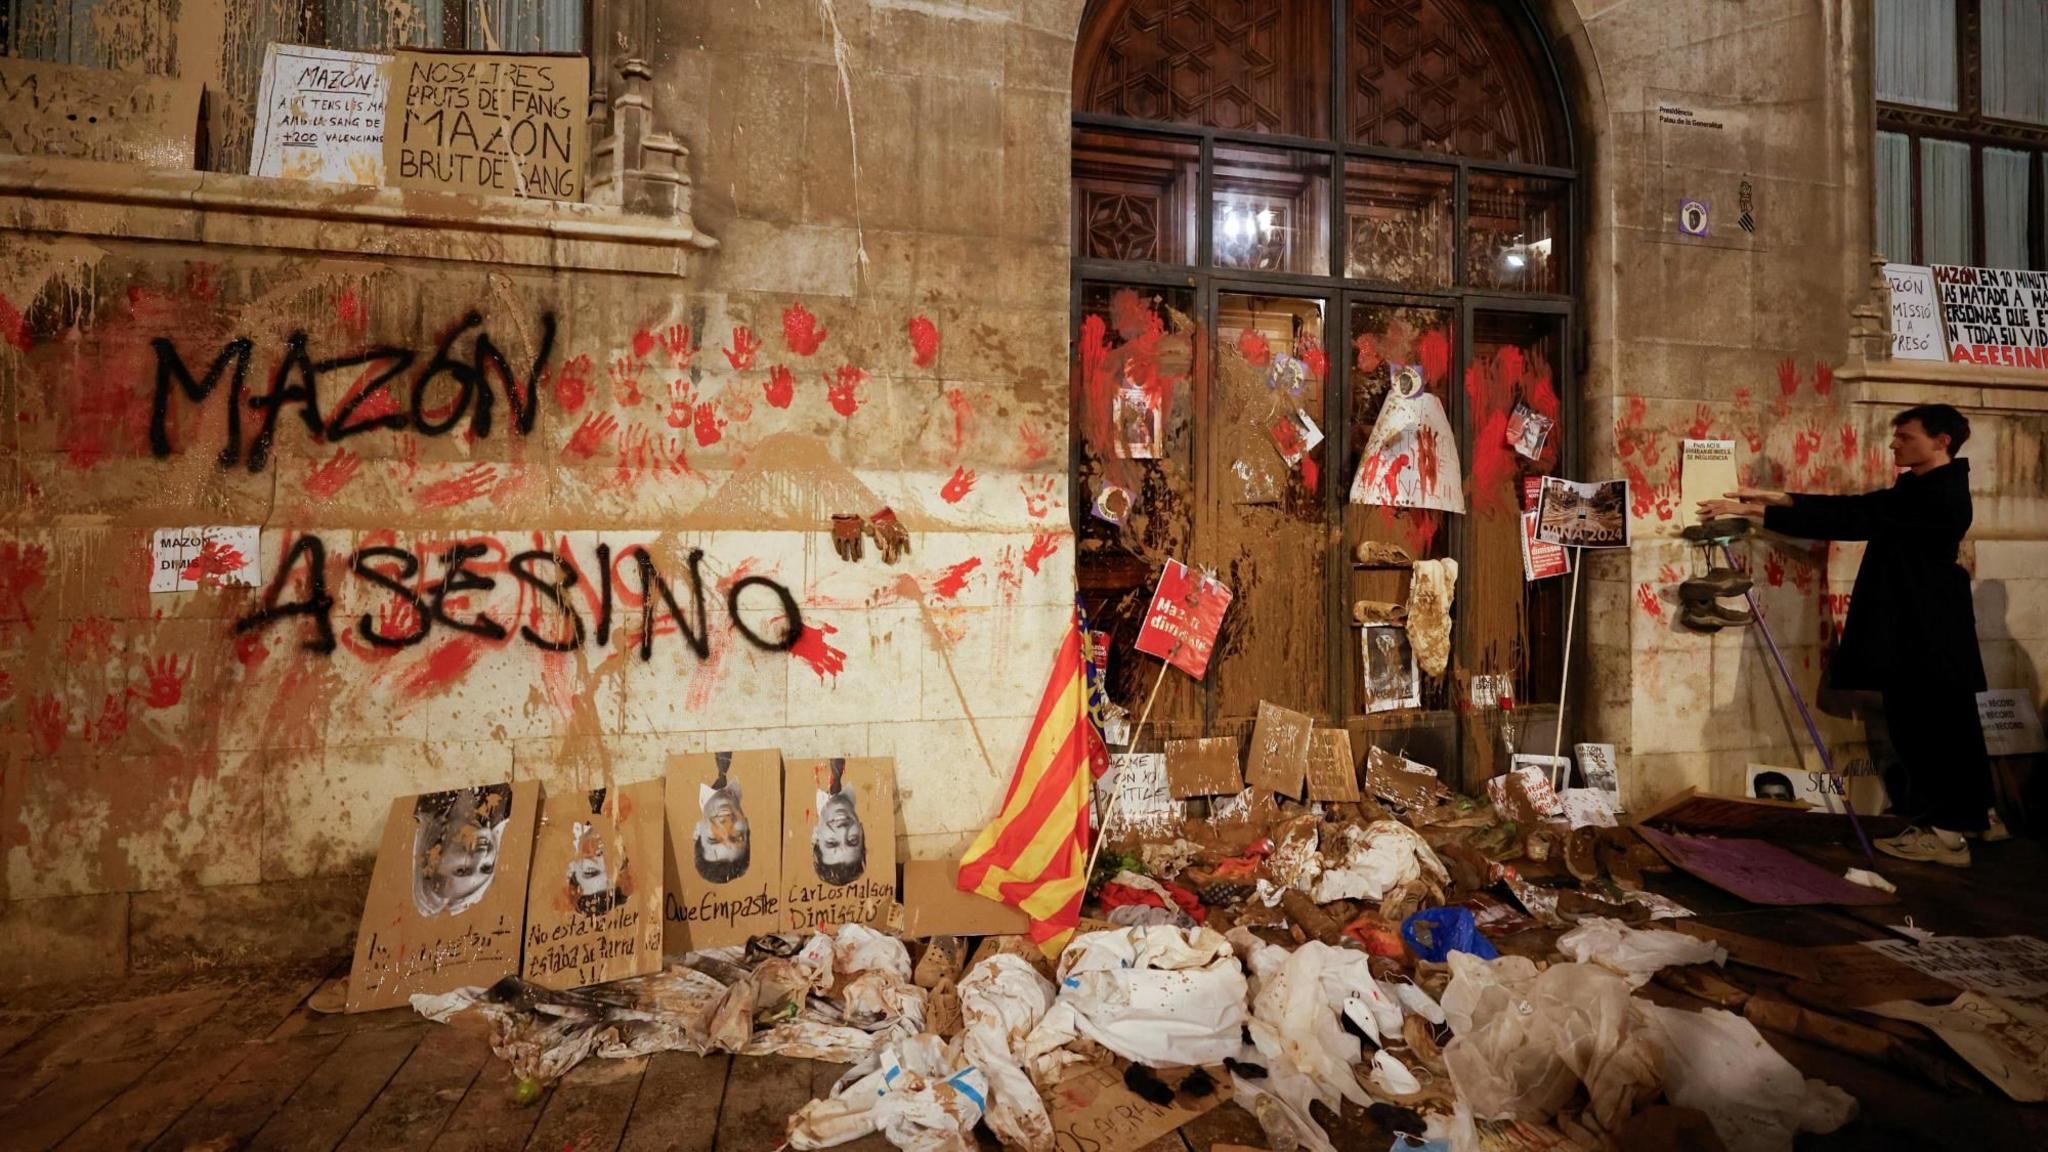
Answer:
[
  {"xmin": 723, "ymin": 325, "xmax": 763, "ymax": 371},
  {"xmin": 64, "ymin": 616, "xmax": 114, "ymax": 660},
  {"xmin": 790, "ymin": 620, "xmax": 847, "ymax": 682},
  {"xmin": 234, "ymin": 631, "xmax": 269, "ymax": 669},
  {"xmin": 940, "ymin": 466, "xmax": 976, "ymax": 503},
  {"xmin": 566, "ymin": 412, "xmax": 618, "ymax": 459},
  {"xmin": 1635, "ymin": 584, "xmax": 1663, "ymax": 620},
  {"xmin": 0, "ymin": 292, "xmax": 32, "ymax": 351},
  {"xmin": 304, "ymin": 447, "xmax": 362, "ymax": 500},
  {"xmin": 553, "ymin": 354, "xmax": 594, "ymax": 413},
  {"xmin": 1813, "ymin": 361, "xmax": 1834, "ymax": 396},
  {"xmin": 1839, "ymin": 425, "xmax": 1858, "ymax": 462},
  {"xmin": 1236, "ymin": 329, "xmax": 1271, "ymax": 367},
  {"xmin": 1381, "ymin": 453, "xmax": 1411, "ymax": 504},
  {"xmin": 657, "ymin": 324, "xmax": 696, "ymax": 369},
  {"xmin": 0, "ymin": 672, "xmax": 10, "ymax": 705},
  {"xmin": 0, "ymin": 541, "xmax": 50, "ymax": 630},
  {"xmin": 1763, "ymin": 551, "xmax": 1785, "ymax": 587},
  {"xmin": 1300, "ymin": 340, "xmax": 1328, "ymax": 380},
  {"xmin": 945, "ymin": 388, "xmax": 972, "ymax": 453},
  {"xmin": 632, "ymin": 329, "xmax": 658, "ymax": 361},
  {"xmin": 89, "ymin": 691, "xmax": 129, "ymax": 747},
  {"xmin": 1733, "ymin": 388, "xmax": 1752, "ymax": 410},
  {"xmin": 1018, "ymin": 422, "xmax": 1049, "ymax": 465},
  {"xmin": 1792, "ymin": 426, "xmax": 1824, "ymax": 473},
  {"xmin": 142, "ymin": 654, "xmax": 191, "ymax": 709},
  {"xmin": 1301, "ymin": 455, "xmax": 1319, "ymax": 492},
  {"xmin": 181, "ymin": 540, "xmax": 246, "ymax": 584},
  {"xmin": 826, "ymin": 365, "xmax": 867, "ymax": 416},
  {"xmin": 28, "ymin": 694, "xmax": 65, "ymax": 754},
  {"xmin": 398, "ymin": 638, "xmax": 485, "ymax": 701},
  {"xmin": 1659, "ymin": 563, "xmax": 1683, "ymax": 585},
  {"xmin": 336, "ymin": 287, "xmax": 366, "ymax": 334},
  {"xmin": 764, "ymin": 364, "xmax": 796, "ymax": 408},
  {"xmin": 1022, "ymin": 532, "xmax": 1060, "ymax": 574},
  {"xmin": 1467, "ymin": 410, "xmax": 1518, "ymax": 518},
  {"xmin": 1417, "ymin": 330, "xmax": 1450, "ymax": 386},
  {"xmin": 933, "ymin": 557, "xmax": 982, "ymax": 599},
  {"xmin": 1415, "ymin": 425, "xmax": 1441, "ymax": 499},
  {"xmin": 1776, "ymin": 358, "xmax": 1800, "ymax": 398},
  {"xmin": 1742, "ymin": 422, "xmax": 1765, "ymax": 455},
  {"xmin": 418, "ymin": 463, "xmax": 499, "ymax": 509},
  {"xmin": 783, "ymin": 303, "xmax": 829, "ymax": 356},
  {"xmin": 693, "ymin": 402, "xmax": 725, "ymax": 447},
  {"xmin": 909, "ymin": 315, "xmax": 942, "ymax": 368},
  {"xmin": 1354, "ymin": 333, "xmax": 1382, "ymax": 375}
]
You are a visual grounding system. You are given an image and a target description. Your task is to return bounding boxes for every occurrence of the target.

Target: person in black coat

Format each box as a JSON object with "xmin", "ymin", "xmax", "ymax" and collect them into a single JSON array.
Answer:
[{"xmin": 1700, "ymin": 403, "xmax": 1991, "ymax": 867}]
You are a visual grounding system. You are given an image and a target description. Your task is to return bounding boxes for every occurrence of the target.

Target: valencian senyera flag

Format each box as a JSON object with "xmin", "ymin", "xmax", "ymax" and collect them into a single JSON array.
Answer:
[{"xmin": 956, "ymin": 610, "xmax": 1106, "ymax": 958}]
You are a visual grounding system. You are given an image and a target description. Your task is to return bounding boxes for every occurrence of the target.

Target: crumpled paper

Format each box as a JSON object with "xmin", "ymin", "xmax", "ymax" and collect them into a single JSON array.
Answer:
[
  {"xmin": 1021, "ymin": 926, "xmax": 1248, "ymax": 1080},
  {"xmin": 1310, "ymin": 819, "xmax": 1450, "ymax": 903},
  {"xmin": 788, "ymin": 1034, "xmax": 989, "ymax": 1152},
  {"xmin": 1555, "ymin": 917, "xmax": 1727, "ymax": 989}
]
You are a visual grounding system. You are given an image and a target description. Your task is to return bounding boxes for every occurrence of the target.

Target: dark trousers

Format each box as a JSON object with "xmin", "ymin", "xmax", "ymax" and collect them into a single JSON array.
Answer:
[{"xmin": 1880, "ymin": 684, "xmax": 1994, "ymax": 832}]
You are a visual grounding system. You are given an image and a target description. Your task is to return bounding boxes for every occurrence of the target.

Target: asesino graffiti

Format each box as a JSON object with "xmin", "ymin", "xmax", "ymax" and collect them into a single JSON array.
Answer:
[
  {"xmin": 150, "ymin": 311, "xmax": 557, "ymax": 470},
  {"xmin": 236, "ymin": 532, "xmax": 804, "ymax": 661}
]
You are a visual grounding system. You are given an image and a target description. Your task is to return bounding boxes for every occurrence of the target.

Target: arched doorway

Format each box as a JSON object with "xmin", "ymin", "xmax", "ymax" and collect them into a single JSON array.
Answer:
[{"xmin": 1070, "ymin": 0, "xmax": 1577, "ymax": 786}]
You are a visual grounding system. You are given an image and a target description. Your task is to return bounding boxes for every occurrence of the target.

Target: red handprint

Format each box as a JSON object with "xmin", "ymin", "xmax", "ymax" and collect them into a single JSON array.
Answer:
[
  {"xmin": 90, "ymin": 691, "xmax": 129, "ymax": 746},
  {"xmin": 658, "ymin": 324, "xmax": 696, "ymax": 369},
  {"xmin": 28, "ymin": 693, "xmax": 64, "ymax": 754},
  {"xmin": 1021, "ymin": 476, "xmax": 1056, "ymax": 518},
  {"xmin": 554, "ymin": 354, "xmax": 594, "ymax": 412},
  {"xmin": 764, "ymin": 364, "xmax": 795, "ymax": 409},
  {"xmin": 1777, "ymin": 357, "xmax": 1800, "ymax": 399},
  {"xmin": 614, "ymin": 424, "xmax": 653, "ymax": 486},
  {"xmin": 1235, "ymin": 329, "xmax": 1271, "ymax": 367},
  {"xmin": 370, "ymin": 595, "xmax": 423, "ymax": 650},
  {"xmin": 631, "ymin": 329, "xmax": 658, "ymax": 362},
  {"xmin": 1840, "ymin": 424, "xmax": 1858, "ymax": 462},
  {"xmin": 1687, "ymin": 403, "xmax": 1713, "ymax": 440},
  {"xmin": 1733, "ymin": 387, "xmax": 1752, "ymax": 410},
  {"xmin": 65, "ymin": 617, "xmax": 114, "ymax": 660},
  {"xmin": 826, "ymin": 365, "xmax": 867, "ymax": 416},
  {"xmin": 304, "ymin": 447, "xmax": 361, "ymax": 500},
  {"xmin": 724, "ymin": 325, "xmax": 763, "ymax": 371},
  {"xmin": 566, "ymin": 412, "xmax": 618, "ymax": 460},
  {"xmin": 1763, "ymin": 550, "xmax": 1785, "ymax": 587},
  {"xmin": 610, "ymin": 356, "xmax": 644, "ymax": 407},
  {"xmin": 665, "ymin": 378, "xmax": 698, "ymax": 429},
  {"xmin": 1635, "ymin": 584, "xmax": 1663, "ymax": 620},
  {"xmin": 1018, "ymin": 421, "xmax": 1049, "ymax": 465},
  {"xmin": 418, "ymin": 463, "xmax": 498, "ymax": 509},
  {"xmin": 783, "ymin": 302, "xmax": 829, "ymax": 356},
  {"xmin": 908, "ymin": 315, "xmax": 941, "ymax": 368},
  {"xmin": 940, "ymin": 466, "xmax": 976, "ymax": 503},
  {"xmin": 181, "ymin": 539, "xmax": 247, "ymax": 585},
  {"xmin": 693, "ymin": 402, "xmax": 725, "ymax": 447},
  {"xmin": 1814, "ymin": 361, "xmax": 1834, "ymax": 396},
  {"xmin": 143, "ymin": 654, "xmax": 191, "ymax": 708}
]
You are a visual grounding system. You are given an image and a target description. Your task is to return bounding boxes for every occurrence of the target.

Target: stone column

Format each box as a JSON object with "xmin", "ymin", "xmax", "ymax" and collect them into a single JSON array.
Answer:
[{"xmin": 588, "ymin": 0, "xmax": 702, "ymax": 231}]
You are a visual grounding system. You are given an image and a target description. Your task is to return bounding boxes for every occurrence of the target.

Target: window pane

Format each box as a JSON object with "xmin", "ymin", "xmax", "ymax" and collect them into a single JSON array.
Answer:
[
  {"xmin": 1073, "ymin": 283, "xmax": 1199, "ymax": 566},
  {"xmin": 1344, "ymin": 160, "xmax": 1453, "ymax": 289},
  {"xmin": 1072, "ymin": 131, "xmax": 1200, "ymax": 264},
  {"xmin": 472, "ymin": 1, "xmax": 583, "ymax": 53},
  {"xmin": 1875, "ymin": 0, "xmax": 1959, "ymax": 110},
  {"xmin": 1875, "ymin": 132, "xmax": 1915, "ymax": 263},
  {"xmin": 1985, "ymin": 148, "xmax": 2032, "ymax": 269},
  {"xmin": 1920, "ymin": 138, "xmax": 1974, "ymax": 265},
  {"xmin": 1075, "ymin": 0, "xmax": 1331, "ymax": 138},
  {"xmin": 1466, "ymin": 172, "xmax": 1567, "ymax": 293},
  {"xmin": 322, "ymin": 0, "xmax": 449, "ymax": 51},
  {"xmin": 1211, "ymin": 144, "xmax": 1332, "ymax": 275},
  {"xmin": 1347, "ymin": 0, "xmax": 1561, "ymax": 164},
  {"xmin": 1983, "ymin": 0, "xmax": 2048, "ymax": 125}
]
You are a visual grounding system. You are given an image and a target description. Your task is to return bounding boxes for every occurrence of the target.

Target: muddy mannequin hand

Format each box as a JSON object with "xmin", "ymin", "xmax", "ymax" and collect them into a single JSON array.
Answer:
[
  {"xmin": 1697, "ymin": 487, "xmax": 1791, "ymax": 520},
  {"xmin": 866, "ymin": 507, "xmax": 910, "ymax": 565},
  {"xmin": 831, "ymin": 514, "xmax": 865, "ymax": 562}
]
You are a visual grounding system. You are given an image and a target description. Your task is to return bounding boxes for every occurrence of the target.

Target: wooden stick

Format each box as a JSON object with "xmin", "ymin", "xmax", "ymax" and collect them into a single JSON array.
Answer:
[
  {"xmin": 1085, "ymin": 658, "xmax": 1171, "ymax": 884},
  {"xmin": 1551, "ymin": 548, "xmax": 1585, "ymax": 765}
]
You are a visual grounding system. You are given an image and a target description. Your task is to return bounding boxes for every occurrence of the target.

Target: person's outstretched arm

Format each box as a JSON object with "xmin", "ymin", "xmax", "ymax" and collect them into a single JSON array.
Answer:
[{"xmin": 1699, "ymin": 486, "xmax": 1887, "ymax": 541}]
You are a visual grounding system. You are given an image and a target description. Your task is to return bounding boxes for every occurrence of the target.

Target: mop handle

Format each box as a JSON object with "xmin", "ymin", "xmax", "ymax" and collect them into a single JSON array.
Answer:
[{"xmin": 1721, "ymin": 541, "xmax": 1879, "ymax": 865}]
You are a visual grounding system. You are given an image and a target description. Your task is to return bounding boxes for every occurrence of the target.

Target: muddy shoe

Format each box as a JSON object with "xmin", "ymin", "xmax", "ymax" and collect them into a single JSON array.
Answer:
[
  {"xmin": 1683, "ymin": 600, "xmax": 1754, "ymax": 628},
  {"xmin": 1352, "ymin": 599, "xmax": 1409, "ymax": 626},
  {"xmin": 1681, "ymin": 517, "xmax": 1752, "ymax": 543},
  {"xmin": 1564, "ymin": 826, "xmax": 1601, "ymax": 883},
  {"xmin": 1677, "ymin": 604, "xmax": 1724, "ymax": 633},
  {"xmin": 1354, "ymin": 540, "xmax": 1414, "ymax": 568},
  {"xmin": 1677, "ymin": 568, "xmax": 1753, "ymax": 601}
]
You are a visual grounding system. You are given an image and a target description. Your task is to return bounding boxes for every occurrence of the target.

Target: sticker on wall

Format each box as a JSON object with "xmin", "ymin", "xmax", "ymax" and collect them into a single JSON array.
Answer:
[
  {"xmin": 523, "ymin": 781, "xmax": 664, "ymax": 991},
  {"xmin": 150, "ymin": 526, "xmax": 262, "ymax": 592},
  {"xmin": 1738, "ymin": 180, "xmax": 1756, "ymax": 233},
  {"xmin": 1091, "ymin": 484, "xmax": 1134, "ymax": 526},
  {"xmin": 1678, "ymin": 199, "xmax": 1711, "ymax": 237},
  {"xmin": 1349, "ymin": 365, "xmax": 1465, "ymax": 513},
  {"xmin": 249, "ymin": 43, "xmax": 390, "ymax": 184},
  {"xmin": 1521, "ymin": 511, "xmax": 1572, "ymax": 581},
  {"xmin": 665, "ymin": 750, "xmax": 784, "ymax": 952}
]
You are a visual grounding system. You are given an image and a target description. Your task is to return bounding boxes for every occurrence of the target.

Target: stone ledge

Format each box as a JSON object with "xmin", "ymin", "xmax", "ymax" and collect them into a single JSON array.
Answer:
[
  {"xmin": 0, "ymin": 155, "xmax": 715, "ymax": 277},
  {"xmin": 1837, "ymin": 358, "xmax": 2048, "ymax": 411}
]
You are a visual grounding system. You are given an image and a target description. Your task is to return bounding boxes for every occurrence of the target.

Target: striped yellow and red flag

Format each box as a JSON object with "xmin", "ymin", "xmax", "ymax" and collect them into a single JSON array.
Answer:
[{"xmin": 956, "ymin": 610, "xmax": 1103, "ymax": 958}]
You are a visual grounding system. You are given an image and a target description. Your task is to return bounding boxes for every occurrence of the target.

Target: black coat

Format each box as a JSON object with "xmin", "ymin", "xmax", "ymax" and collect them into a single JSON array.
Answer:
[{"xmin": 1763, "ymin": 459, "xmax": 1985, "ymax": 693}]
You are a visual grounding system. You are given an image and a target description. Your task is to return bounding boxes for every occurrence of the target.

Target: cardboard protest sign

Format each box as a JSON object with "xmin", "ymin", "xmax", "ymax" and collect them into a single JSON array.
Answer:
[
  {"xmin": 1244, "ymin": 701, "xmax": 1313, "ymax": 798},
  {"xmin": 385, "ymin": 50, "xmax": 589, "ymax": 201},
  {"xmin": 1678, "ymin": 440, "xmax": 1739, "ymax": 530},
  {"xmin": 1134, "ymin": 561, "xmax": 1232, "ymax": 679},
  {"xmin": 1100, "ymin": 753, "xmax": 1179, "ymax": 842},
  {"xmin": 1536, "ymin": 476, "xmax": 1630, "ymax": 547},
  {"xmin": 1978, "ymin": 690, "xmax": 2047, "ymax": 756},
  {"xmin": 1046, "ymin": 1062, "xmax": 1227, "ymax": 1152},
  {"xmin": 522, "ymin": 780, "xmax": 664, "ymax": 990},
  {"xmin": 1304, "ymin": 728, "xmax": 1360, "ymax": 802},
  {"xmin": 249, "ymin": 43, "xmax": 389, "ymax": 183},
  {"xmin": 346, "ymin": 780, "xmax": 539, "ymax": 1013},
  {"xmin": 150, "ymin": 526, "xmax": 261, "ymax": 593},
  {"xmin": 782, "ymin": 757, "xmax": 897, "ymax": 931},
  {"xmin": 0, "ymin": 58, "xmax": 200, "ymax": 168},
  {"xmin": 1859, "ymin": 935, "xmax": 2048, "ymax": 1001},
  {"xmin": 1165, "ymin": 737, "xmax": 1243, "ymax": 798},
  {"xmin": 901, "ymin": 860, "xmax": 1031, "ymax": 937},
  {"xmin": 1365, "ymin": 745, "xmax": 1449, "ymax": 809},
  {"xmin": 664, "ymin": 750, "xmax": 783, "ymax": 951},
  {"xmin": 1883, "ymin": 263, "xmax": 1947, "ymax": 361},
  {"xmin": 1574, "ymin": 743, "xmax": 1620, "ymax": 804},
  {"xmin": 1867, "ymin": 993, "xmax": 2048, "ymax": 1102}
]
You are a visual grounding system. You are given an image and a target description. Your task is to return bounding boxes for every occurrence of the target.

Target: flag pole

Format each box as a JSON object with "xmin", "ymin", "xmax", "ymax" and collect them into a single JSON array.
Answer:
[
  {"xmin": 1551, "ymin": 547, "xmax": 1584, "ymax": 765},
  {"xmin": 1084, "ymin": 656, "xmax": 1171, "ymax": 885}
]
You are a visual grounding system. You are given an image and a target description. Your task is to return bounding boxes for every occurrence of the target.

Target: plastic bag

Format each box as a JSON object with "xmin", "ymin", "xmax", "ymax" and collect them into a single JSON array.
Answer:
[
  {"xmin": 1401, "ymin": 907, "xmax": 1499, "ymax": 962},
  {"xmin": 1021, "ymin": 926, "xmax": 1248, "ymax": 1073},
  {"xmin": 1555, "ymin": 917, "xmax": 1726, "ymax": 989},
  {"xmin": 832, "ymin": 923, "xmax": 914, "ymax": 982},
  {"xmin": 1310, "ymin": 820, "xmax": 1449, "ymax": 903},
  {"xmin": 787, "ymin": 1035, "xmax": 988, "ymax": 1152},
  {"xmin": 957, "ymin": 955, "xmax": 1057, "ymax": 1152},
  {"xmin": 1439, "ymin": 955, "xmax": 1661, "ymax": 1128},
  {"xmin": 1644, "ymin": 1005, "xmax": 1855, "ymax": 1152}
]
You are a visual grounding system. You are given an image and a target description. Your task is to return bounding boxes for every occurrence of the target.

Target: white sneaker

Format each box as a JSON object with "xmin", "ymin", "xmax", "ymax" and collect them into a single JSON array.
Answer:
[
  {"xmin": 1876, "ymin": 827, "xmax": 1971, "ymax": 868},
  {"xmin": 1984, "ymin": 809, "xmax": 2012, "ymax": 843}
]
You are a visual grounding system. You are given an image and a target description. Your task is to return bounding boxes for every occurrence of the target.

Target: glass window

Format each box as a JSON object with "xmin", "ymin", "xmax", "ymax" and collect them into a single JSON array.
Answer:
[
  {"xmin": 1875, "ymin": 131, "xmax": 1915, "ymax": 263},
  {"xmin": 1467, "ymin": 173, "xmax": 1568, "ymax": 293},
  {"xmin": 1211, "ymin": 145, "xmax": 1332, "ymax": 275},
  {"xmin": 1983, "ymin": 0, "xmax": 2048, "ymax": 125},
  {"xmin": 1985, "ymin": 147, "xmax": 2033, "ymax": 269},
  {"xmin": 1073, "ymin": 131, "xmax": 1201, "ymax": 264},
  {"xmin": 1921, "ymin": 138, "xmax": 1975, "ymax": 265},
  {"xmin": 1875, "ymin": 0, "xmax": 1960, "ymax": 110},
  {"xmin": 1344, "ymin": 160, "xmax": 1454, "ymax": 289}
]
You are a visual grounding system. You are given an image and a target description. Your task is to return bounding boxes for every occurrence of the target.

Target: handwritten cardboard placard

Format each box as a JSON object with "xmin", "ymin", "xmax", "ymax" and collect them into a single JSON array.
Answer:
[
  {"xmin": 782, "ymin": 757, "xmax": 897, "ymax": 931},
  {"xmin": 522, "ymin": 780, "xmax": 663, "ymax": 990},
  {"xmin": 1164, "ymin": 737, "xmax": 1242, "ymax": 799},
  {"xmin": 1860, "ymin": 935, "xmax": 2048, "ymax": 1001},
  {"xmin": 1134, "ymin": 561, "xmax": 1233, "ymax": 680},
  {"xmin": 1101, "ymin": 753, "xmax": 1179, "ymax": 842},
  {"xmin": 0, "ymin": 58, "xmax": 200, "ymax": 168},
  {"xmin": 1047, "ymin": 1062, "xmax": 1226, "ymax": 1152},
  {"xmin": 1243, "ymin": 701, "xmax": 1313, "ymax": 798},
  {"xmin": 346, "ymin": 780, "xmax": 539, "ymax": 1013},
  {"xmin": 1305, "ymin": 728, "xmax": 1360, "ymax": 802},
  {"xmin": 665, "ymin": 750, "xmax": 784, "ymax": 951},
  {"xmin": 1365, "ymin": 745, "xmax": 1449, "ymax": 809},
  {"xmin": 385, "ymin": 49, "xmax": 589, "ymax": 201},
  {"xmin": 1883, "ymin": 263, "xmax": 1947, "ymax": 361},
  {"xmin": 250, "ymin": 43, "xmax": 391, "ymax": 184},
  {"xmin": 149, "ymin": 526, "xmax": 262, "ymax": 593},
  {"xmin": 1933, "ymin": 264, "xmax": 2048, "ymax": 369}
]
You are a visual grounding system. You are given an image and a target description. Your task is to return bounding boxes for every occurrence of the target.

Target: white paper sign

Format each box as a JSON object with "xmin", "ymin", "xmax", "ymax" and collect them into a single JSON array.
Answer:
[
  {"xmin": 1861, "ymin": 936, "xmax": 2048, "ymax": 1001},
  {"xmin": 1933, "ymin": 264, "xmax": 2048, "ymax": 369},
  {"xmin": 1883, "ymin": 263, "xmax": 1947, "ymax": 361},
  {"xmin": 1978, "ymin": 690, "xmax": 2048, "ymax": 756},
  {"xmin": 1560, "ymin": 788, "xmax": 1617, "ymax": 828},
  {"xmin": 1101, "ymin": 753, "xmax": 1177, "ymax": 839},
  {"xmin": 1574, "ymin": 743, "xmax": 1621, "ymax": 808},
  {"xmin": 150, "ymin": 526, "xmax": 262, "ymax": 593},
  {"xmin": 250, "ymin": 43, "xmax": 391, "ymax": 184}
]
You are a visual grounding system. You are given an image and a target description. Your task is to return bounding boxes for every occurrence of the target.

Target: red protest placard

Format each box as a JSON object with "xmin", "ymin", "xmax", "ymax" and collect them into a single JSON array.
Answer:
[{"xmin": 1134, "ymin": 561, "xmax": 1232, "ymax": 679}]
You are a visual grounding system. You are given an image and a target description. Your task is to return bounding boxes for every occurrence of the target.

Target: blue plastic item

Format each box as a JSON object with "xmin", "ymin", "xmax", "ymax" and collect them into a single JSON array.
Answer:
[{"xmin": 1400, "ymin": 906, "xmax": 1499, "ymax": 962}]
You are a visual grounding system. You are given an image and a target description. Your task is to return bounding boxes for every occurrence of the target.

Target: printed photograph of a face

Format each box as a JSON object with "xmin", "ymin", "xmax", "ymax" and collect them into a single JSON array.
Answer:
[
  {"xmin": 568, "ymin": 789, "xmax": 631, "ymax": 916},
  {"xmin": 694, "ymin": 751, "xmax": 753, "ymax": 883},
  {"xmin": 411, "ymin": 783, "xmax": 514, "ymax": 917},
  {"xmin": 812, "ymin": 757, "xmax": 867, "ymax": 885}
]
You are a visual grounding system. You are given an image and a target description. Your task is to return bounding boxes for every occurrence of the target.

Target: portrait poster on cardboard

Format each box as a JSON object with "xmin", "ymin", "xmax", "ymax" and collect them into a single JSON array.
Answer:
[
  {"xmin": 664, "ymin": 749, "xmax": 784, "ymax": 952},
  {"xmin": 782, "ymin": 757, "xmax": 897, "ymax": 931},
  {"xmin": 1536, "ymin": 476, "xmax": 1631, "ymax": 548},
  {"xmin": 345, "ymin": 780, "xmax": 540, "ymax": 1013},
  {"xmin": 1133, "ymin": 560, "xmax": 1233, "ymax": 680},
  {"xmin": 383, "ymin": 49, "xmax": 590, "ymax": 201},
  {"xmin": 1244, "ymin": 700, "xmax": 1314, "ymax": 798},
  {"xmin": 522, "ymin": 780, "xmax": 664, "ymax": 990}
]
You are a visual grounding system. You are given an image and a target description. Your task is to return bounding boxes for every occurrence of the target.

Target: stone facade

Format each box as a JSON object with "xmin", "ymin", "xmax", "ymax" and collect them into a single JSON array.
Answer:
[{"xmin": 1, "ymin": 1, "xmax": 2044, "ymax": 987}]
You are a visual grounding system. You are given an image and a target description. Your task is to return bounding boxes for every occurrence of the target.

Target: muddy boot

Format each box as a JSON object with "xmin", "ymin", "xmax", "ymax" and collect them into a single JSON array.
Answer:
[
  {"xmin": 1677, "ymin": 568, "xmax": 1753, "ymax": 601},
  {"xmin": 1681, "ymin": 517, "xmax": 1752, "ymax": 543},
  {"xmin": 1354, "ymin": 540, "xmax": 1414, "ymax": 568},
  {"xmin": 1564, "ymin": 826, "xmax": 1601, "ymax": 883},
  {"xmin": 1680, "ymin": 600, "xmax": 1754, "ymax": 630}
]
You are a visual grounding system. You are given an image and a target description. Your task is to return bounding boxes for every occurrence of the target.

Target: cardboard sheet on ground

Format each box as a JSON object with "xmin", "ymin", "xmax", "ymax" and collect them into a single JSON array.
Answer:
[
  {"xmin": 384, "ymin": 50, "xmax": 590, "ymax": 201},
  {"xmin": 1101, "ymin": 753, "xmax": 1179, "ymax": 841},
  {"xmin": 1349, "ymin": 375, "xmax": 1466, "ymax": 512},
  {"xmin": 1867, "ymin": 993, "xmax": 2048, "ymax": 1101},
  {"xmin": 902, "ymin": 860, "xmax": 1029, "ymax": 937},
  {"xmin": 249, "ymin": 43, "xmax": 390, "ymax": 183},
  {"xmin": 1305, "ymin": 728, "xmax": 1360, "ymax": 801},
  {"xmin": 1244, "ymin": 701, "xmax": 1313, "ymax": 797},
  {"xmin": 0, "ymin": 58, "xmax": 201, "ymax": 167},
  {"xmin": 346, "ymin": 780, "xmax": 540, "ymax": 1013},
  {"xmin": 522, "ymin": 780, "xmax": 664, "ymax": 990},
  {"xmin": 1165, "ymin": 737, "xmax": 1243, "ymax": 798},
  {"xmin": 1678, "ymin": 439, "xmax": 1739, "ymax": 530},
  {"xmin": 665, "ymin": 750, "xmax": 784, "ymax": 951},
  {"xmin": 1635, "ymin": 825, "xmax": 1895, "ymax": 906},
  {"xmin": 1134, "ymin": 561, "xmax": 1232, "ymax": 679},
  {"xmin": 1537, "ymin": 476, "xmax": 1630, "ymax": 547},
  {"xmin": 1859, "ymin": 935, "xmax": 2048, "ymax": 1001},
  {"xmin": 1046, "ymin": 1063, "xmax": 1227, "ymax": 1151},
  {"xmin": 782, "ymin": 757, "xmax": 897, "ymax": 931}
]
